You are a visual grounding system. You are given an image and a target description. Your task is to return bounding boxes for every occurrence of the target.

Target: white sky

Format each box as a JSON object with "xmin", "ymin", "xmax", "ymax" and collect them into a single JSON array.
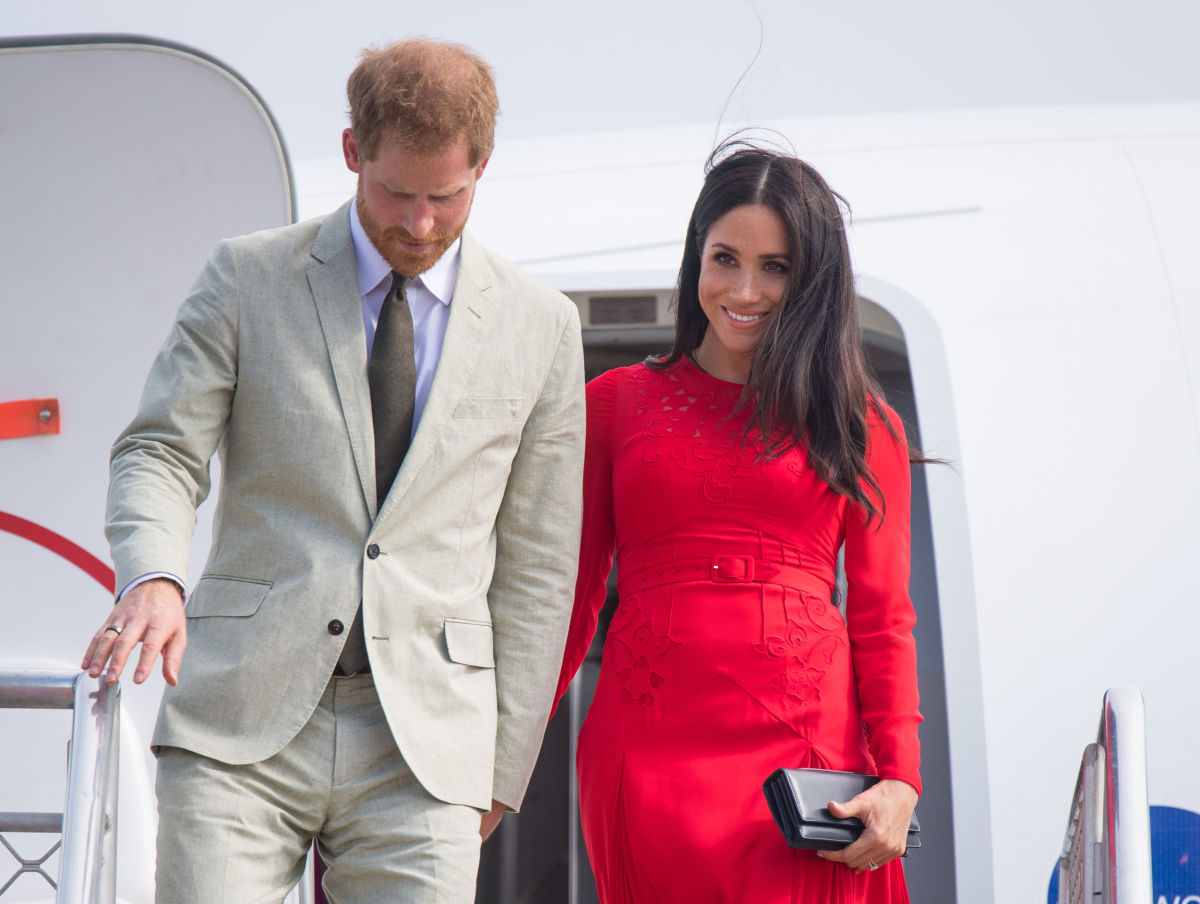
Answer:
[{"xmin": 5, "ymin": 0, "xmax": 1199, "ymax": 166}]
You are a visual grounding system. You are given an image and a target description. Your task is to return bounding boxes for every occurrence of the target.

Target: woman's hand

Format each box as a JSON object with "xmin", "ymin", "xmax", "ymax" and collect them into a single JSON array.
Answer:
[
  {"xmin": 480, "ymin": 799, "xmax": 506, "ymax": 841},
  {"xmin": 816, "ymin": 778, "xmax": 918, "ymax": 873}
]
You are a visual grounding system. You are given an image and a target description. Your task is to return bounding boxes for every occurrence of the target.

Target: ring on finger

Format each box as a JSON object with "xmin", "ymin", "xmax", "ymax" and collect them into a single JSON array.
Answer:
[
  {"xmin": 867, "ymin": 859, "xmax": 879, "ymax": 871},
  {"xmin": 105, "ymin": 625, "xmax": 123, "ymax": 636}
]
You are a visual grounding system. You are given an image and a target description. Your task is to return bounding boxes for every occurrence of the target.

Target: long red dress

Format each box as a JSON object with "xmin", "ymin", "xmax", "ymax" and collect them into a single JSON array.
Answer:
[{"xmin": 554, "ymin": 358, "xmax": 922, "ymax": 903}]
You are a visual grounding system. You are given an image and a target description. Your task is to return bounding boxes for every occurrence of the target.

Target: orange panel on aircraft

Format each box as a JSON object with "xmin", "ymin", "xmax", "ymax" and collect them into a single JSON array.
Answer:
[{"xmin": 0, "ymin": 398, "xmax": 60, "ymax": 440}]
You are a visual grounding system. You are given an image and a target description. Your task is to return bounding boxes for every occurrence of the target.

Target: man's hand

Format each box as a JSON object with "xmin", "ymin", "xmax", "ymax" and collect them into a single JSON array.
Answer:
[
  {"xmin": 480, "ymin": 799, "xmax": 506, "ymax": 841},
  {"xmin": 816, "ymin": 778, "xmax": 918, "ymax": 874},
  {"xmin": 80, "ymin": 578, "xmax": 187, "ymax": 686}
]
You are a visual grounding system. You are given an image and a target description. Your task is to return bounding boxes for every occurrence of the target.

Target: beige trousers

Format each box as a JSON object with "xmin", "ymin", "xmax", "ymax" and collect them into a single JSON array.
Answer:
[{"xmin": 154, "ymin": 674, "xmax": 482, "ymax": 904}]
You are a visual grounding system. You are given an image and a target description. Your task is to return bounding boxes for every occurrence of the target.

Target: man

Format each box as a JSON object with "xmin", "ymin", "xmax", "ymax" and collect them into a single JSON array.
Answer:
[{"xmin": 80, "ymin": 38, "xmax": 584, "ymax": 903}]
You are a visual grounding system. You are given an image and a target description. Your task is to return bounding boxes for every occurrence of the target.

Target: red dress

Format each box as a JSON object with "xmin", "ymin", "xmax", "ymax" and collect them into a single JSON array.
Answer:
[{"xmin": 554, "ymin": 358, "xmax": 922, "ymax": 903}]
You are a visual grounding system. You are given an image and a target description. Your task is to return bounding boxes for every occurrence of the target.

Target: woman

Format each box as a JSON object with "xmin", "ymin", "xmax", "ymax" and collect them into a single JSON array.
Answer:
[{"xmin": 553, "ymin": 144, "xmax": 922, "ymax": 902}]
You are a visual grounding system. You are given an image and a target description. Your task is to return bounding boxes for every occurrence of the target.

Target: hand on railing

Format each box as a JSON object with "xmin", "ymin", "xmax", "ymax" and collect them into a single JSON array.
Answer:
[{"xmin": 81, "ymin": 578, "xmax": 187, "ymax": 685}]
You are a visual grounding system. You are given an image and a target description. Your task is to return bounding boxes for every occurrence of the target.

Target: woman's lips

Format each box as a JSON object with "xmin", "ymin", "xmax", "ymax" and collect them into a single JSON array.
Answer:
[{"xmin": 725, "ymin": 307, "xmax": 767, "ymax": 324}]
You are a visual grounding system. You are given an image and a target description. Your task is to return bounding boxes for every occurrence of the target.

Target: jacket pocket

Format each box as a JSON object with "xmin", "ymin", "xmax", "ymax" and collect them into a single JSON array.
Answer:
[
  {"xmin": 444, "ymin": 618, "xmax": 495, "ymax": 668},
  {"xmin": 187, "ymin": 575, "xmax": 272, "ymax": 618},
  {"xmin": 452, "ymin": 397, "xmax": 522, "ymax": 419}
]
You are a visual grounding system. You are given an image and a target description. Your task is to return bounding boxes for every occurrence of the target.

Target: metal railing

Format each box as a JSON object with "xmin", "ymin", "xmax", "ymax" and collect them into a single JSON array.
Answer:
[
  {"xmin": 1057, "ymin": 686, "xmax": 1153, "ymax": 903},
  {"xmin": 0, "ymin": 669, "xmax": 120, "ymax": 902}
]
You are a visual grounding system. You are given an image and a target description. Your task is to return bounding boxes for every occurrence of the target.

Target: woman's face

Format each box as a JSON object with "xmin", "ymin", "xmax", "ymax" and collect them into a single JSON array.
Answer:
[{"xmin": 694, "ymin": 204, "xmax": 791, "ymax": 383}]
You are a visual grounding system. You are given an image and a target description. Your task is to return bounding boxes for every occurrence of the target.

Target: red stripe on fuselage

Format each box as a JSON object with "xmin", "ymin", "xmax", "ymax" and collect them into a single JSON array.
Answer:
[{"xmin": 0, "ymin": 510, "xmax": 115, "ymax": 594}]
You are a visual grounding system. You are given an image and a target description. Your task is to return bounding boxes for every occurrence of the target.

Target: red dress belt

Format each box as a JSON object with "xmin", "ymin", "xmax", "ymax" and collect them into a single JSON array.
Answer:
[{"xmin": 617, "ymin": 555, "xmax": 832, "ymax": 598}]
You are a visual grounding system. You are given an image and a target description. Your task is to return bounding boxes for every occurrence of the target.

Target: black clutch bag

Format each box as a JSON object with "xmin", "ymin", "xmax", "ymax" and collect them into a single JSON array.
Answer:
[{"xmin": 762, "ymin": 767, "xmax": 921, "ymax": 852}]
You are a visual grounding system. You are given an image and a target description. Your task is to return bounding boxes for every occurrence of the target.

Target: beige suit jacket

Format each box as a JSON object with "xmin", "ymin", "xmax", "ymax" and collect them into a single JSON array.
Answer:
[{"xmin": 106, "ymin": 202, "xmax": 585, "ymax": 811}]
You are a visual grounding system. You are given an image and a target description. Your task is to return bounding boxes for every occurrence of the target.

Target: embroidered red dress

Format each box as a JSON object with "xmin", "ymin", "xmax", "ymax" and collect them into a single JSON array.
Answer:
[{"xmin": 554, "ymin": 358, "xmax": 922, "ymax": 903}]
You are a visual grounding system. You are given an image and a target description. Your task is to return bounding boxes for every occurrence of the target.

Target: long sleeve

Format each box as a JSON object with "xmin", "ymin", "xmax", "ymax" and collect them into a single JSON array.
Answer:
[
  {"xmin": 550, "ymin": 370, "xmax": 619, "ymax": 717},
  {"xmin": 486, "ymin": 307, "xmax": 587, "ymax": 810},
  {"xmin": 106, "ymin": 238, "xmax": 240, "ymax": 592},
  {"xmin": 842, "ymin": 404, "xmax": 923, "ymax": 794}
]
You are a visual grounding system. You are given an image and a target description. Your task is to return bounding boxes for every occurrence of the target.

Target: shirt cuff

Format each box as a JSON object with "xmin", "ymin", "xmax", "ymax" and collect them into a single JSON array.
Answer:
[{"xmin": 118, "ymin": 572, "xmax": 188, "ymax": 605}]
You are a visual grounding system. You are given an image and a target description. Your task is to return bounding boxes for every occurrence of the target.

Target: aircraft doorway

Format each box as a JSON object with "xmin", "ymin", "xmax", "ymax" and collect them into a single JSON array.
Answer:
[{"xmin": 476, "ymin": 296, "xmax": 956, "ymax": 904}]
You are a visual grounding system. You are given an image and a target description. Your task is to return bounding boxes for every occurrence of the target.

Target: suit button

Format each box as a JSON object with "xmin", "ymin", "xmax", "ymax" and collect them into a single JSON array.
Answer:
[
  {"xmin": 366, "ymin": 543, "xmax": 380, "ymax": 559},
  {"xmin": 327, "ymin": 619, "xmax": 344, "ymax": 636}
]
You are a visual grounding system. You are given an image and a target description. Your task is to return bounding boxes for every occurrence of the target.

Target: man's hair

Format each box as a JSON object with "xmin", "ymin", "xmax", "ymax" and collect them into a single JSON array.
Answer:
[{"xmin": 347, "ymin": 39, "xmax": 498, "ymax": 165}]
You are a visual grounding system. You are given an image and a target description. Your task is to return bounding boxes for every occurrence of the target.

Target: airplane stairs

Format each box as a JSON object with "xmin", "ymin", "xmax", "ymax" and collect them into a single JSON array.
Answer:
[
  {"xmin": 1056, "ymin": 686, "xmax": 1154, "ymax": 903},
  {"xmin": 0, "ymin": 670, "xmax": 118, "ymax": 902},
  {"xmin": 0, "ymin": 669, "xmax": 316, "ymax": 904}
]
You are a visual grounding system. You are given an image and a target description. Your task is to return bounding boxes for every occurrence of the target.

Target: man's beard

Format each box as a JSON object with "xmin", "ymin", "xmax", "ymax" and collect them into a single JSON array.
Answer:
[{"xmin": 357, "ymin": 182, "xmax": 466, "ymax": 277}]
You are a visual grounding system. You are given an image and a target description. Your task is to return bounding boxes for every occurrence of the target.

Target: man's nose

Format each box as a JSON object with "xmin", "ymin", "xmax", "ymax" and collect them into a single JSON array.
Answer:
[{"xmin": 404, "ymin": 202, "xmax": 435, "ymax": 239}]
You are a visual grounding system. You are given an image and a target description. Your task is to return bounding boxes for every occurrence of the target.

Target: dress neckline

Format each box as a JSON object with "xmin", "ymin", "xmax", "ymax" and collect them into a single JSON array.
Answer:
[{"xmin": 677, "ymin": 353, "xmax": 747, "ymax": 390}]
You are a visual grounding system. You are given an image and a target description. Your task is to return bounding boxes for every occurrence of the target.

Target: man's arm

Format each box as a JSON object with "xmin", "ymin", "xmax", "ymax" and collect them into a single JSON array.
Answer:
[
  {"xmin": 486, "ymin": 303, "xmax": 585, "ymax": 813},
  {"xmin": 82, "ymin": 239, "xmax": 241, "ymax": 685}
]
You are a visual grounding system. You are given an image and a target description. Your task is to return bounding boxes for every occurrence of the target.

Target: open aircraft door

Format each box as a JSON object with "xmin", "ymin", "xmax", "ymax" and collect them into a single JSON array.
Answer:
[{"xmin": 0, "ymin": 35, "xmax": 293, "ymax": 902}]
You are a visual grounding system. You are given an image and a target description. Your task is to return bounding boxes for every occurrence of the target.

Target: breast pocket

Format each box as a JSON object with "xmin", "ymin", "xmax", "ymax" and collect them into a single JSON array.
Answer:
[
  {"xmin": 187, "ymin": 575, "xmax": 272, "ymax": 618},
  {"xmin": 452, "ymin": 397, "xmax": 523, "ymax": 419},
  {"xmin": 443, "ymin": 618, "xmax": 495, "ymax": 668}
]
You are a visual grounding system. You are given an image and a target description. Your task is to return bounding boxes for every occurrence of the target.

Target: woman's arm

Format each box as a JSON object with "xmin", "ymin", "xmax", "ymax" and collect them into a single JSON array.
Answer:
[
  {"xmin": 550, "ymin": 370, "xmax": 620, "ymax": 718},
  {"xmin": 821, "ymin": 403, "xmax": 922, "ymax": 870},
  {"xmin": 842, "ymin": 403, "xmax": 922, "ymax": 790}
]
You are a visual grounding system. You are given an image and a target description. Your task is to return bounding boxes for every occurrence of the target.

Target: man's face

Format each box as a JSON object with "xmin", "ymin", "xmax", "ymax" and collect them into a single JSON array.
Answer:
[{"xmin": 343, "ymin": 130, "xmax": 487, "ymax": 277}]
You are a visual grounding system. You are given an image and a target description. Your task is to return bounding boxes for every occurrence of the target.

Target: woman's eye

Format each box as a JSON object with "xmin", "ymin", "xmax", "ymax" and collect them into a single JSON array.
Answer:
[
  {"xmin": 713, "ymin": 252, "xmax": 736, "ymax": 265},
  {"xmin": 764, "ymin": 260, "xmax": 789, "ymax": 274}
]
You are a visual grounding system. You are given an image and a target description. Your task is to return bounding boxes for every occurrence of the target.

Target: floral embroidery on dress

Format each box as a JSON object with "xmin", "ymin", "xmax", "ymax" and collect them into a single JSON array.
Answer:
[
  {"xmin": 608, "ymin": 594, "xmax": 680, "ymax": 708},
  {"xmin": 630, "ymin": 366, "xmax": 749, "ymax": 506},
  {"xmin": 804, "ymin": 595, "xmax": 848, "ymax": 634},
  {"xmin": 754, "ymin": 617, "xmax": 847, "ymax": 710},
  {"xmin": 770, "ymin": 658, "xmax": 826, "ymax": 708},
  {"xmin": 617, "ymin": 656, "xmax": 665, "ymax": 707}
]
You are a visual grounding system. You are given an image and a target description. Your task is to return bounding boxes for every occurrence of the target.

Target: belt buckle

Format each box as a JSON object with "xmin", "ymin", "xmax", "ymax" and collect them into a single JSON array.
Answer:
[{"xmin": 710, "ymin": 555, "xmax": 755, "ymax": 582}]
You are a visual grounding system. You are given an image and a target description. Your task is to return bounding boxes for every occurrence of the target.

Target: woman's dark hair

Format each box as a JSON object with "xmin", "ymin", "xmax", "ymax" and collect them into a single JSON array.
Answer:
[{"xmin": 650, "ymin": 141, "xmax": 908, "ymax": 521}]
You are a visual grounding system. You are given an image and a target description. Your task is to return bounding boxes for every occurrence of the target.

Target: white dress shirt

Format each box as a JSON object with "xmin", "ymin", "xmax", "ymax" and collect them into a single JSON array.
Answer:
[{"xmin": 349, "ymin": 198, "xmax": 457, "ymax": 435}]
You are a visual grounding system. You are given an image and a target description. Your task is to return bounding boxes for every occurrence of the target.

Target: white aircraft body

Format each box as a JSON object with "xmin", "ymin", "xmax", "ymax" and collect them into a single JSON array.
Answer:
[{"xmin": 2, "ymin": 36, "xmax": 1198, "ymax": 904}]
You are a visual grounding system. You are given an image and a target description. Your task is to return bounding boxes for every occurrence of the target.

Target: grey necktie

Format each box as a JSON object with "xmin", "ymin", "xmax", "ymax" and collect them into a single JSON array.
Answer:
[
  {"xmin": 338, "ymin": 272, "xmax": 415, "ymax": 677},
  {"xmin": 369, "ymin": 272, "xmax": 416, "ymax": 505}
]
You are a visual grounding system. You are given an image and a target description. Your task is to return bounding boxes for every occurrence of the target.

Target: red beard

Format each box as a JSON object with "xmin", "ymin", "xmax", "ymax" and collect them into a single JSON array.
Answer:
[{"xmin": 357, "ymin": 184, "xmax": 465, "ymax": 277}]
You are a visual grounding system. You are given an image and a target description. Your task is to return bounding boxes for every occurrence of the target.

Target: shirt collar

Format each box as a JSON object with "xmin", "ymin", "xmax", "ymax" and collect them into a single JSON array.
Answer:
[{"xmin": 349, "ymin": 199, "xmax": 459, "ymax": 306}]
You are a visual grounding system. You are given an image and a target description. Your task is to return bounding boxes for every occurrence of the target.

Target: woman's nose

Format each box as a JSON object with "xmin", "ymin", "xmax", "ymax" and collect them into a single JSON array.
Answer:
[{"xmin": 730, "ymin": 271, "xmax": 757, "ymax": 302}]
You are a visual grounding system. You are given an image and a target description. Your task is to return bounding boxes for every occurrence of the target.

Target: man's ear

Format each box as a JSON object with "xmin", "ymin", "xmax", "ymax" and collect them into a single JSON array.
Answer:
[
  {"xmin": 474, "ymin": 155, "xmax": 490, "ymax": 180},
  {"xmin": 343, "ymin": 129, "xmax": 363, "ymax": 174}
]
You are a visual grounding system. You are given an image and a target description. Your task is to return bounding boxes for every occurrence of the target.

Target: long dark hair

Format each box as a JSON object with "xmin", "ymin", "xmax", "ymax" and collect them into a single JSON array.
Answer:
[{"xmin": 650, "ymin": 141, "xmax": 902, "ymax": 521}]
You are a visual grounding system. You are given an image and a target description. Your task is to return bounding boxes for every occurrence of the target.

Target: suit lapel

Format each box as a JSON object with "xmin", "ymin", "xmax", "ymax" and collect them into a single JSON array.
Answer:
[
  {"xmin": 379, "ymin": 232, "xmax": 500, "ymax": 520},
  {"xmin": 307, "ymin": 201, "xmax": 377, "ymax": 517}
]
